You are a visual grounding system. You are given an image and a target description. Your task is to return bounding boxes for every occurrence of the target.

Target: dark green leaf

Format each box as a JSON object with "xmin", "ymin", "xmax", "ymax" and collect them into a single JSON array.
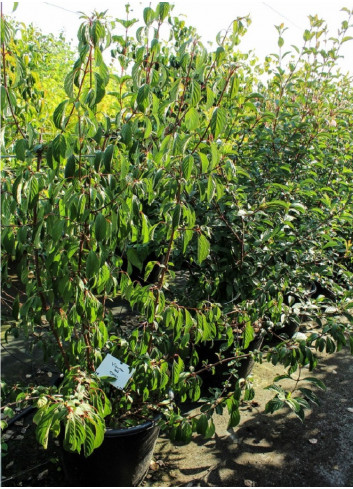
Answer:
[
  {"xmin": 121, "ymin": 123, "xmax": 132, "ymax": 145},
  {"xmin": 227, "ymin": 408, "xmax": 240, "ymax": 428},
  {"xmin": 137, "ymin": 84, "xmax": 150, "ymax": 112},
  {"xmin": 95, "ymin": 213, "xmax": 107, "ymax": 241},
  {"xmin": 53, "ymin": 100, "xmax": 69, "ymax": 130},
  {"xmin": 14, "ymin": 139, "xmax": 28, "ymax": 161},
  {"xmin": 126, "ymin": 248, "xmax": 143, "ymax": 271},
  {"xmin": 65, "ymin": 155, "xmax": 76, "ymax": 179},
  {"xmin": 197, "ymin": 233, "xmax": 210, "ymax": 264},
  {"xmin": 196, "ymin": 414, "xmax": 208, "ymax": 435},
  {"xmin": 12, "ymin": 294, "xmax": 20, "ymax": 320},
  {"xmin": 303, "ymin": 377, "xmax": 326, "ymax": 391},
  {"xmin": 104, "ymin": 145, "xmax": 114, "ymax": 172},
  {"xmin": 210, "ymin": 107, "xmax": 226, "ymax": 139},
  {"xmin": 86, "ymin": 250, "xmax": 100, "ymax": 279},
  {"xmin": 205, "ymin": 419, "xmax": 215, "ymax": 438},
  {"xmin": 28, "ymin": 177, "xmax": 39, "ymax": 209},
  {"xmin": 172, "ymin": 203, "xmax": 181, "ymax": 230},
  {"xmin": 265, "ymin": 398, "xmax": 284, "ymax": 414}
]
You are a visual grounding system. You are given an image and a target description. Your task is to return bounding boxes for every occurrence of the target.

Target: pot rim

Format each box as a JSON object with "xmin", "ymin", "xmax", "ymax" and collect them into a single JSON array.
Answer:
[{"xmin": 104, "ymin": 414, "xmax": 161, "ymax": 437}]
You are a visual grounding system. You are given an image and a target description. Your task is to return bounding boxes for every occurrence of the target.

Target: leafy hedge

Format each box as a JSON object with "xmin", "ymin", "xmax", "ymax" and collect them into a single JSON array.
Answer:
[{"xmin": 1, "ymin": 3, "xmax": 353, "ymax": 453}]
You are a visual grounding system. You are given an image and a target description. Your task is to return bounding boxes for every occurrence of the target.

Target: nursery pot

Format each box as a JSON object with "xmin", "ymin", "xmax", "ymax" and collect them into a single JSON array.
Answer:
[
  {"xmin": 61, "ymin": 417, "xmax": 160, "ymax": 487},
  {"xmin": 196, "ymin": 335, "xmax": 264, "ymax": 393}
]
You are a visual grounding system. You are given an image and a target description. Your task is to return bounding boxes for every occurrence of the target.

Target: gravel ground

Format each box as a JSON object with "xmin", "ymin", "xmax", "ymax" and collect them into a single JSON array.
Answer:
[{"xmin": 146, "ymin": 347, "xmax": 353, "ymax": 487}]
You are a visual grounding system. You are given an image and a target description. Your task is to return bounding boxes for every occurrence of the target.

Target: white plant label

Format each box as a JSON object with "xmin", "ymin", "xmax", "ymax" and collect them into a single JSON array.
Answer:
[{"xmin": 96, "ymin": 353, "xmax": 134, "ymax": 390}]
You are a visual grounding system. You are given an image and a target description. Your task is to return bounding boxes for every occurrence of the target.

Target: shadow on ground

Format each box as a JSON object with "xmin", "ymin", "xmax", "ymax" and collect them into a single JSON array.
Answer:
[{"xmin": 147, "ymin": 349, "xmax": 353, "ymax": 487}]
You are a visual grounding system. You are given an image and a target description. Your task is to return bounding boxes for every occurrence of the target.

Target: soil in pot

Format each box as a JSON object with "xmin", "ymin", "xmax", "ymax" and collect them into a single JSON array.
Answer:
[{"xmin": 60, "ymin": 418, "xmax": 160, "ymax": 487}]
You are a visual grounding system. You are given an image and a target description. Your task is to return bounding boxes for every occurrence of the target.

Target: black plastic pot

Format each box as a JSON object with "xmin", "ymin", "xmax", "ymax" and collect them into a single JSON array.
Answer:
[
  {"xmin": 196, "ymin": 335, "xmax": 264, "ymax": 393},
  {"xmin": 61, "ymin": 418, "xmax": 160, "ymax": 487}
]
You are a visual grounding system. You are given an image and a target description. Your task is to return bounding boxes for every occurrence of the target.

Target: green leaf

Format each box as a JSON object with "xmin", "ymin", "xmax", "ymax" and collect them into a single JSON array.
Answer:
[
  {"xmin": 183, "ymin": 229, "xmax": 193, "ymax": 253},
  {"xmin": 94, "ymin": 73, "xmax": 106, "ymax": 104},
  {"xmin": 215, "ymin": 46, "xmax": 225, "ymax": 64},
  {"xmin": 64, "ymin": 70, "xmax": 76, "ymax": 98},
  {"xmin": 144, "ymin": 261, "xmax": 158, "ymax": 282},
  {"xmin": 196, "ymin": 414, "xmax": 208, "ymax": 435},
  {"xmin": 143, "ymin": 117, "xmax": 152, "ymax": 139},
  {"xmin": 298, "ymin": 387, "xmax": 319, "ymax": 405},
  {"xmin": 156, "ymin": 2, "xmax": 170, "ymax": 21},
  {"xmin": 103, "ymin": 145, "xmax": 114, "ymax": 172},
  {"xmin": 190, "ymin": 81, "xmax": 201, "ymax": 107},
  {"xmin": 141, "ymin": 213, "xmax": 149, "ymax": 244},
  {"xmin": 137, "ymin": 84, "xmax": 150, "ymax": 112},
  {"xmin": 243, "ymin": 324, "xmax": 255, "ymax": 349},
  {"xmin": 1, "ymin": 85, "xmax": 6, "ymax": 109},
  {"xmin": 304, "ymin": 377, "xmax": 326, "ymax": 391},
  {"xmin": 12, "ymin": 294, "xmax": 19, "ymax": 320},
  {"xmin": 127, "ymin": 248, "xmax": 143, "ymax": 271},
  {"xmin": 121, "ymin": 123, "xmax": 132, "ymax": 145},
  {"xmin": 230, "ymin": 75, "xmax": 239, "ymax": 99},
  {"xmin": 205, "ymin": 87, "xmax": 215, "ymax": 109},
  {"xmin": 190, "ymin": 383, "xmax": 201, "ymax": 402},
  {"xmin": 90, "ymin": 20, "xmax": 105, "ymax": 46},
  {"xmin": 303, "ymin": 29, "xmax": 312, "ymax": 42},
  {"xmin": 244, "ymin": 387, "xmax": 255, "ymax": 401},
  {"xmin": 52, "ymin": 134, "xmax": 67, "ymax": 162},
  {"xmin": 86, "ymin": 250, "xmax": 100, "ymax": 279},
  {"xmin": 182, "ymin": 155, "xmax": 194, "ymax": 179},
  {"xmin": 14, "ymin": 139, "xmax": 28, "ymax": 161},
  {"xmin": 65, "ymin": 155, "xmax": 76, "ymax": 179},
  {"xmin": 172, "ymin": 356, "xmax": 184, "ymax": 384},
  {"xmin": 1, "ymin": 17, "xmax": 12, "ymax": 44},
  {"xmin": 198, "ymin": 152, "xmax": 209, "ymax": 173},
  {"xmin": 185, "ymin": 108, "xmax": 199, "ymax": 131},
  {"xmin": 179, "ymin": 421, "xmax": 193, "ymax": 443},
  {"xmin": 34, "ymin": 407, "xmax": 55, "ymax": 449},
  {"xmin": 227, "ymin": 408, "xmax": 241, "ymax": 428},
  {"xmin": 12, "ymin": 57, "xmax": 24, "ymax": 88},
  {"xmin": 28, "ymin": 177, "xmax": 39, "ymax": 209},
  {"xmin": 33, "ymin": 222, "xmax": 43, "ymax": 249},
  {"xmin": 12, "ymin": 175, "xmax": 22, "ymax": 204},
  {"xmin": 205, "ymin": 419, "xmax": 215, "ymax": 438},
  {"xmin": 143, "ymin": 7, "xmax": 155, "ymax": 25},
  {"xmin": 172, "ymin": 203, "xmax": 181, "ymax": 230},
  {"xmin": 266, "ymin": 200, "xmax": 290, "ymax": 210},
  {"xmin": 83, "ymin": 425, "xmax": 95, "ymax": 456},
  {"xmin": 197, "ymin": 233, "xmax": 210, "ymax": 264},
  {"xmin": 51, "ymin": 220, "xmax": 64, "ymax": 241},
  {"xmin": 95, "ymin": 213, "xmax": 107, "ymax": 241},
  {"xmin": 285, "ymin": 398, "xmax": 305, "ymax": 422},
  {"xmin": 265, "ymin": 397, "xmax": 284, "ymax": 414},
  {"xmin": 210, "ymin": 107, "xmax": 226, "ymax": 139},
  {"xmin": 53, "ymin": 100, "xmax": 69, "ymax": 130}
]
